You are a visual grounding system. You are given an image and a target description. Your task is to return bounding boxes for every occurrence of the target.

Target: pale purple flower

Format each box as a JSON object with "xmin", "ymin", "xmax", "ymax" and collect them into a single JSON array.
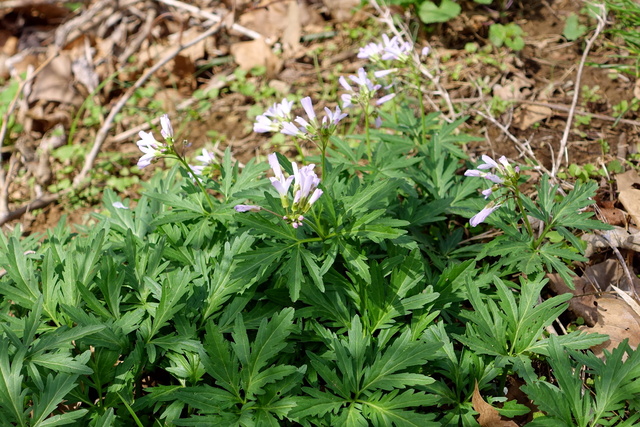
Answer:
[
  {"xmin": 380, "ymin": 34, "xmax": 413, "ymax": 61},
  {"xmin": 477, "ymin": 155, "xmax": 500, "ymax": 170},
  {"xmin": 112, "ymin": 201, "xmax": 129, "ymax": 209},
  {"xmin": 264, "ymin": 98, "xmax": 294, "ymax": 119},
  {"xmin": 358, "ymin": 41, "xmax": 384, "ymax": 59},
  {"xmin": 300, "ymin": 97, "xmax": 316, "ymax": 122},
  {"xmin": 196, "ymin": 149, "xmax": 215, "ymax": 166},
  {"xmin": 254, "ymin": 115, "xmax": 280, "ymax": 133},
  {"xmin": 254, "ymin": 99, "xmax": 295, "ymax": 133},
  {"xmin": 268, "ymin": 153, "xmax": 294, "ymax": 198},
  {"xmin": 321, "ymin": 106, "xmax": 348, "ymax": 127},
  {"xmin": 421, "ymin": 47, "xmax": 431, "ymax": 57},
  {"xmin": 464, "ymin": 169, "xmax": 504, "ymax": 184},
  {"xmin": 481, "ymin": 188, "xmax": 493, "ymax": 198},
  {"xmin": 136, "ymin": 130, "xmax": 164, "ymax": 168},
  {"xmin": 160, "ymin": 114, "xmax": 173, "ymax": 139},
  {"xmin": 281, "ymin": 122, "xmax": 304, "ymax": 137},
  {"xmin": 376, "ymin": 93, "xmax": 396, "ymax": 105},
  {"xmin": 374, "ymin": 69, "xmax": 395, "ymax": 78},
  {"xmin": 191, "ymin": 165, "xmax": 205, "ymax": 176},
  {"xmin": 292, "ymin": 163, "xmax": 322, "ymax": 209},
  {"xmin": 234, "ymin": 204, "xmax": 262, "ymax": 213},
  {"xmin": 470, "ymin": 204, "xmax": 502, "ymax": 227}
]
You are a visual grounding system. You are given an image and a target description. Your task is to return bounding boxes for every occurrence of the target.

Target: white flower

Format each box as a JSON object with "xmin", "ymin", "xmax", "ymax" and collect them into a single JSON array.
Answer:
[
  {"xmin": 470, "ymin": 204, "xmax": 502, "ymax": 227},
  {"xmin": 234, "ymin": 204, "xmax": 262, "ymax": 213},
  {"xmin": 268, "ymin": 153, "xmax": 294, "ymax": 198},
  {"xmin": 160, "ymin": 114, "xmax": 173, "ymax": 139},
  {"xmin": 196, "ymin": 149, "xmax": 215, "ymax": 166},
  {"xmin": 136, "ymin": 130, "xmax": 163, "ymax": 168},
  {"xmin": 112, "ymin": 201, "xmax": 129, "ymax": 209}
]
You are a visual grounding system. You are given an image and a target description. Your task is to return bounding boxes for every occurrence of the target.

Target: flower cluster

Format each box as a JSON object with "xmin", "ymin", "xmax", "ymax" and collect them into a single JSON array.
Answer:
[
  {"xmin": 235, "ymin": 153, "xmax": 323, "ymax": 228},
  {"xmin": 191, "ymin": 149, "xmax": 216, "ymax": 176},
  {"xmin": 358, "ymin": 34, "xmax": 414, "ymax": 63},
  {"xmin": 464, "ymin": 155, "xmax": 519, "ymax": 226},
  {"xmin": 254, "ymin": 97, "xmax": 347, "ymax": 142},
  {"xmin": 339, "ymin": 68, "xmax": 396, "ymax": 126},
  {"xmin": 136, "ymin": 114, "xmax": 175, "ymax": 169}
]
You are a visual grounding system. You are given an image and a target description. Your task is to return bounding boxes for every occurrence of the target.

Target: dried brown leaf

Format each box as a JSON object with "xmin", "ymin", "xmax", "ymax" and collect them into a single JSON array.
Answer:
[
  {"xmin": 230, "ymin": 39, "xmax": 282, "ymax": 77},
  {"xmin": 578, "ymin": 296, "xmax": 640, "ymax": 358},
  {"xmin": 472, "ymin": 382, "xmax": 518, "ymax": 427},
  {"xmin": 616, "ymin": 169, "xmax": 640, "ymax": 226}
]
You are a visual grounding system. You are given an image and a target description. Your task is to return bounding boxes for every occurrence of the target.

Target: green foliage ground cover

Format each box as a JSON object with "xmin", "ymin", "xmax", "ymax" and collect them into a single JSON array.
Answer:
[{"xmin": 2, "ymin": 23, "xmax": 640, "ymax": 427}]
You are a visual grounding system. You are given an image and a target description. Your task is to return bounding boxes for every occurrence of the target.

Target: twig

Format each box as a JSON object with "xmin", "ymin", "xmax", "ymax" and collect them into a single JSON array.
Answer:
[
  {"xmin": 449, "ymin": 97, "xmax": 640, "ymax": 127},
  {"xmin": 474, "ymin": 106, "xmax": 552, "ymax": 176},
  {"xmin": 600, "ymin": 231, "xmax": 640, "ymax": 301},
  {"xmin": 551, "ymin": 3, "xmax": 607, "ymax": 177},
  {"xmin": 156, "ymin": 0, "xmax": 263, "ymax": 40},
  {"xmin": 73, "ymin": 21, "xmax": 223, "ymax": 187}
]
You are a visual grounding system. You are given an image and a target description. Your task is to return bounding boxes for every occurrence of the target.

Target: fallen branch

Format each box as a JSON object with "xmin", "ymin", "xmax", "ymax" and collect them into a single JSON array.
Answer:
[{"xmin": 552, "ymin": 3, "xmax": 607, "ymax": 177}]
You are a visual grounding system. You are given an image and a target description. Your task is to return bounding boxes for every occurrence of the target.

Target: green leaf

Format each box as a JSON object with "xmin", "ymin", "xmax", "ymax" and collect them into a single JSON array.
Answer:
[
  {"xmin": 418, "ymin": 0, "xmax": 461, "ymax": 24},
  {"xmin": 564, "ymin": 13, "xmax": 587, "ymax": 41}
]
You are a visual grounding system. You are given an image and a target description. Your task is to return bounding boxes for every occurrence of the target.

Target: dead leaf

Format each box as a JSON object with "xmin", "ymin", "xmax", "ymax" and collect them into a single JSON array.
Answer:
[
  {"xmin": 549, "ymin": 259, "xmax": 640, "ymax": 325},
  {"xmin": 472, "ymin": 382, "xmax": 518, "ymax": 427},
  {"xmin": 230, "ymin": 39, "xmax": 282, "ymax": 77},
  {"xmin": 578, "ymin": 296, "xmax": 640, "ymax": 358},
  {"xmin": 28, "ymin": 53, "xmax": 83, "ymax": 106},
  {"xmin": 515, "ymin": 104, "xmax": 552, "ymax": 130},
  {"xmin": 582, "ymin": 226, "xmax": 640, "ymax": 257},
  {"xmin": 634, "ymin": 79, "xmax": 640, "ymax": 100},
  {"xmin": 617, "ymin": 169, "xmax": 640, "ymax": 226},
  {"xmin": 322, "ymin": 0, "xmax": 360, "ymax": 22}
]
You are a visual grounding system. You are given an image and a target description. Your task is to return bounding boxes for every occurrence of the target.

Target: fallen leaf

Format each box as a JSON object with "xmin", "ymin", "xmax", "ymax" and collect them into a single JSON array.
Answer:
[
  {"xmin": 617, "ymin": 169, "xmax": 640, "ymax": 226},
  {"xmin": 27, "ymin": 53, "xmax": 83, "ymax": 106},
  {"xmin": 548, "ymin": 259, "xmax": 640, "ymax": 325},
  {"xmin": 230, "ymin": 39, "xmax": 282, "ymax": 77},
  {"xmin": 322, "ymin": 0, "xmax": 361, "ymax": 22},
  {"xmin": 579, "ymin": 296, "xmax": 640, "ymax": 358},
  {"xmin": 281, "ymin": 0, "xmax": 302, "ymax": 58},
  {"xmin": 515, "ymin": 104, "xmax": 552, "ymax": 130},
  {"xmin": 582, "ymin": 226, "xmax": 640, "ymax": 257},
  {"xmin": 472, "ymin": 381, "xmax": 518, "ymax": 427}
]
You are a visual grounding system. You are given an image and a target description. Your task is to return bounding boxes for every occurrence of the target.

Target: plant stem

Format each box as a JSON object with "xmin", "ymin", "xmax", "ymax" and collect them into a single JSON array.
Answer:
[
  {"xmin": 177, "ymin": 156, "xmax": 216, "ymax": 213},
  {"xmin": 513, "ymin": 190, "xmax": 534, "ymax": 238}
]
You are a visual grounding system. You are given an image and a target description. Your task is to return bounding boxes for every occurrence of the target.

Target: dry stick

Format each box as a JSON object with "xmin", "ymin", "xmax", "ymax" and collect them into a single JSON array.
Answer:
[
  {"xmin": 551, "ymin": 3, "xmax": 606, "ymax": 177},
  {"xmin": 156, "ymin": 0, "xmax": 263, "ymax": 40},
  {"xmin": 474, "ymin": 110, "xmax": 553, "ymax": 176},
  {"xmin": 449, "ymin": 97, "xmax": 640, "ymax": 127},
  {"xmin": 600, "ymin": 231, "xmax": 640, "ymax": 301}
]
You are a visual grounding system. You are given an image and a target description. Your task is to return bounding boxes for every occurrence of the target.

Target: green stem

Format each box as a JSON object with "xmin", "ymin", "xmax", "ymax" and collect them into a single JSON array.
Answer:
[
  {"xmin": 414, "ymin": 69, "xmax": 427, "ymax": 141},
  {"xmin": 364, "ymin": 112, "xmax": 372, "ymax": 162},
  {"xmin": 177, "ymin": 156, "xmax": 216, "ymax": 213},
  {"xmin": 513, "ymin": 190, "xmax": 534, "ymax": 239}
]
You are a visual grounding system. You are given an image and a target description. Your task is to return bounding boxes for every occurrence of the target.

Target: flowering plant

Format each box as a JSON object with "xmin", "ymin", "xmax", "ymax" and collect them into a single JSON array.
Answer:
[{"xmin": 0, "ymin": 30, "xmax": 625, "ymax": 427}]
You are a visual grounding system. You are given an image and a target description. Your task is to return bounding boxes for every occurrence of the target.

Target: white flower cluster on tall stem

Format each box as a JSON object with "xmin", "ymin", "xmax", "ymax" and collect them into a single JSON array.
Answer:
[
  {"xmin": 358, "ymin": 34, "xmax": 414, "ymax": 63},
  {"xmin": 339, "ymin": 68, "xmax": 396, "ymax": 114},
  {"xmin": 464, "ymin": 155, "xmax": 520, "ymax": 227},
  {"xmin": 254, "ymin": 97, "xmax": 347, "ymax": 142},
  {"xmin": 191, "ymin": 149, "xmax": 216, "ymax": 176},
  {"xmin": 235, "ymin": 153, "xmax": 323, "ymax": 229},
  {"xmin": 136, "ymin": 114, "xmax": 175, "ymax": 168}
]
